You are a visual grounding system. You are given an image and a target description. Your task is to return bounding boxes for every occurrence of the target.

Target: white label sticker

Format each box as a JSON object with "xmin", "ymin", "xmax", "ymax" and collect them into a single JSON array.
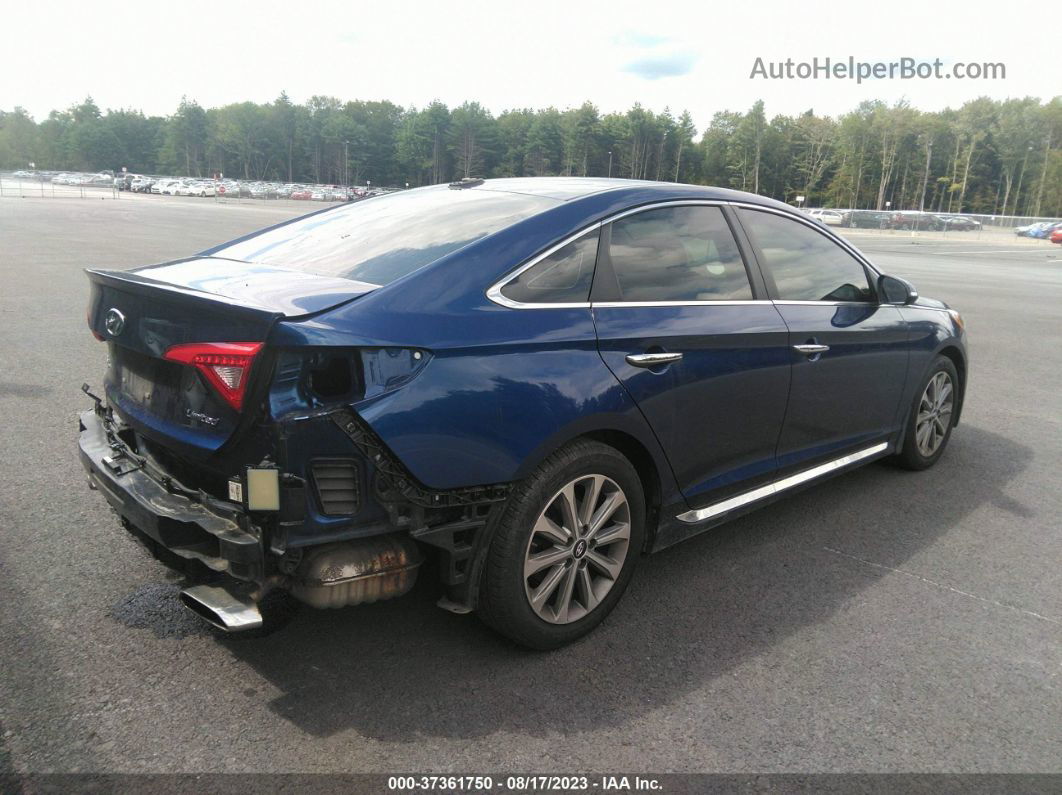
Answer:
[{"xmin": 228, "ymin": 480, "xmax": 244, "ymax": 503}]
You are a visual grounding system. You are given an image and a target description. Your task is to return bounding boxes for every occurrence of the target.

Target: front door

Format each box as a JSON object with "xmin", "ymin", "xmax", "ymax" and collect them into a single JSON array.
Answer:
[{"xmin": 735, "ymin": 207, "xmax": 910, "ymax": 474}]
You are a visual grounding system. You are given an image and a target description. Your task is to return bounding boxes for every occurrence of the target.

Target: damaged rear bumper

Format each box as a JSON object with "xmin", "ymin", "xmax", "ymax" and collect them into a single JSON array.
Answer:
[
  {"xmin": 79, "ymin": 398, "xmax": 511, "ymax": 624},
  {"xmin": 78, "ymin": 406, "xmax": 426, "ymax": 625},
  {"xmin": 78, "ymin": 408, "xmax": 265, "ymax": 583}
]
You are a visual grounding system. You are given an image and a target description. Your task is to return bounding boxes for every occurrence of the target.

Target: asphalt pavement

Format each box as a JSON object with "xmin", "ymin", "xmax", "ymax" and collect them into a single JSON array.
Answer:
[{"xmin": 0, "ymin": 195, "xmax": 1059, "ymax": 775}]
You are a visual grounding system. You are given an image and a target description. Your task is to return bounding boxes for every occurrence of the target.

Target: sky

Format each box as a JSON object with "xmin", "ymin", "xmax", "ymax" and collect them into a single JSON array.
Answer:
[{"xmin": 2, "ymin": 0, "xmax": 1057, "ymax": 131}]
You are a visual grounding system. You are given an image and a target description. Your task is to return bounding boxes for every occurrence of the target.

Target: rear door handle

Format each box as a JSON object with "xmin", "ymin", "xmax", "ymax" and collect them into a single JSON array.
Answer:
[
  {"xmin": 626, "ymin": 352, "xmax": 683, "ymax": 367},
  {"xmin": 792, "ymin": 344, "xmax": 830, "ymax": 356}
]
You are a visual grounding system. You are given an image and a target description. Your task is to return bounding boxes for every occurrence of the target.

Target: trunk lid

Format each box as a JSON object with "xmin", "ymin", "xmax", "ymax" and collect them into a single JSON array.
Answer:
[{"xmin": 87, "ymin": 257, "xmax": 375, "ymax": 458}]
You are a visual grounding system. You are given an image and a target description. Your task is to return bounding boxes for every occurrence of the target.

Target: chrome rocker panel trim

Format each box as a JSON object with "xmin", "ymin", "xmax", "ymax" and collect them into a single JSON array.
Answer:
[{"xmin": 676, "ymin": 441, "xmax": 890, "ymax": 523}]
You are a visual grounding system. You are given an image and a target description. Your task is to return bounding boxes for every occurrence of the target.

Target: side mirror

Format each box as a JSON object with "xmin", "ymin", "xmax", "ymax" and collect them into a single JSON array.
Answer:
[{"xmin": 878, "ymin": 274, "xmax": 918, "ymax": 305}]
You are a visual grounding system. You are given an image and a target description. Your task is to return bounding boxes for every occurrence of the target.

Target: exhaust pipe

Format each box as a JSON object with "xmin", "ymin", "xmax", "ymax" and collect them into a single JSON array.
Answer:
[
  {"xmin": 179, "ymin": 535, "xmax": 421, "ymax": 629},
  {"xmin": 179, "ymin": 584, "xmax": 263, "ymax": 632}
]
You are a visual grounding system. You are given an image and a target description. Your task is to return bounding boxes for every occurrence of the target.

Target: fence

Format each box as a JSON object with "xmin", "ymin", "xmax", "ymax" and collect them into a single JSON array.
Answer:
[
  {"xmin": 803, "ymin": 207, "xmax": 1061, "ymax": 244},
  {"xmin": 0, "ymin": 171, "xmax": 365, "ymax": 205},
  {"xmin": 2, "ymin": 173, "xmax": 1059, "ymax": 240},
  {"xmin": 0, "ymin": 172, "xmax": 119, "ymax": 199}
]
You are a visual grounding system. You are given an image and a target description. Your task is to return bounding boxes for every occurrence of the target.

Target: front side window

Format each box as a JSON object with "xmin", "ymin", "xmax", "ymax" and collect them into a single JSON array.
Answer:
[
  {"xmin": 499, "ymin": 229, "xmax": 599, "ymax": 304},
  {"xmin": 606, "ymin": 206, "xmax": 753, "ymax": 302},
  {"xmin": 738, "ymin": 209, "xmax": 874, "ymax": 302}
]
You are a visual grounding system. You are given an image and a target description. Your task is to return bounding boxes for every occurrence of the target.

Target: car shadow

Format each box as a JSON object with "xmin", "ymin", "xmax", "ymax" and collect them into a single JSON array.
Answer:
[{"xmin": 216, "ymin": 424, "xmax": 1030, "ymax": 741}]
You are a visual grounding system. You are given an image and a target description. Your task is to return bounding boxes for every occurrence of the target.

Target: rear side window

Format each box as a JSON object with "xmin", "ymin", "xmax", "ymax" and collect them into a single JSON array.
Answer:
[
  {"xmin": 606, "ymin": 206, "xmax": 753, "ymax": 302},
  {"xmin": 739, "ymin": 209, "xmax": 874, "ymax": 302},
  {"xmin": 499, "ymin": 229, "xmax": 599, "ymax": 305}
]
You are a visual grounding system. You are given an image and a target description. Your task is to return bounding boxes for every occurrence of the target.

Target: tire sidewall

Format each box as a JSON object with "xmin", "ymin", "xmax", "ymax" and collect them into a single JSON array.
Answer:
[
  {"xmin": 481, "ymin": 442, "xmax": 645, "ymax": 649},
  {"xmin": 901, "ymin": 355, "xmax": 959, "ymax": 469}
]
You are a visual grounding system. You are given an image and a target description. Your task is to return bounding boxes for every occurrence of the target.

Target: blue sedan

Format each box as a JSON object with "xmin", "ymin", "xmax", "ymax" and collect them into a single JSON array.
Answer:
[{"xmin": 79, "ymin": 178, "xmax": 967, "ymax": 648}]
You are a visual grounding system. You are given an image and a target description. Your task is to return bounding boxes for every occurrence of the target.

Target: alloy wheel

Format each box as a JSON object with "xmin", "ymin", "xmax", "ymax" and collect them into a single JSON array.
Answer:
[
  {"xmin": 523, "ymin": 474, "xmax": 631, "ymax": 624},
  {"xmin": 915, "ymin": 371, "xmax": 954, "ymax": 457}
]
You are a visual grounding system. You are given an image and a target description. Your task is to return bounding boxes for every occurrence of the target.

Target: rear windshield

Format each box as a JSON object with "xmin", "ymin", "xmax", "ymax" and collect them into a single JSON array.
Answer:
[{"xmin": 211, "ymin": 186, "xmax": 556, "ymax": 285}]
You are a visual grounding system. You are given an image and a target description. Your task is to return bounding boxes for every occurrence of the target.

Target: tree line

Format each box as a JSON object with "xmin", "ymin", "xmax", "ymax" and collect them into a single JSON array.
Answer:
[{"xmin": 1, "ymin": 93, "xmax": 1059, "ymax": 217}]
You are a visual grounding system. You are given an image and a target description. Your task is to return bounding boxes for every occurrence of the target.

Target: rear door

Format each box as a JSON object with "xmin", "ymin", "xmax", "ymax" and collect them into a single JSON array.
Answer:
[
  {"xmin": 735, "ymin": 207, "xmax": 910, "ymax": 474},
  {"xmin": 592, "ymin": 203, "xmax": 791, "ymax": 507}
]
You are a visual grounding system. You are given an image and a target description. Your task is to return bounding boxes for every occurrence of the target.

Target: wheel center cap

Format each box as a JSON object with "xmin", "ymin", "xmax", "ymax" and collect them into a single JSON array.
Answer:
[{"xmin": 572, "ymin": 539, "xmax": 588, "ymax": 559}]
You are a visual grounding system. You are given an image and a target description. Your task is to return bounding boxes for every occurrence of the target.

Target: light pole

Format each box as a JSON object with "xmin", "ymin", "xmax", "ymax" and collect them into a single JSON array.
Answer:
[
  {"xmin": 607, "ymin": 150, "xmax": 613, "ymax": 178},
  {"xmin": 343, "ymin": 141, "xmax": 350, "ymax": 187}
]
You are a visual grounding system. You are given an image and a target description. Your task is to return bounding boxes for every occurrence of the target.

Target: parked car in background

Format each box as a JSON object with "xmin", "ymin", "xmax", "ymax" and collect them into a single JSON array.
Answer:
[
  {"xmin": 1031, "ymin": 221, "xmax": 1062, "ymax": 239},
  {"xmin": 214, "ymin": 181, "xmax": 237, "ymax": 197},
  {"xmin": 845, "ymin": 211, "xmax": 891, "ymax": 229},
  {"xmin": 887, "ymin": 212, "xmax": 941, "ymax": 231},
  {"xmin": 1015, "ymin": 221, "xmax": 1054, "ymax": 237},
  {"xmin": 1050, "ymin": 227, "xmax": 1062, "ymax": 244},
  {"xmin": 177, "ymin": 181, "xmax": 216, "ymax": 197},
  {"xmin": 79, "ymin": 177, "xmax": 967, "ymax": 649},
  {"xmin": 113, "ymin": 174, "xmax": 139, "ymax": 191},
  {"xmin": 290, "ymin": 188, "xmax": 312, "ymax": 200},
  {"xmin": 937, "ymin": 216, "xmax": 980, "ymax": 231}
]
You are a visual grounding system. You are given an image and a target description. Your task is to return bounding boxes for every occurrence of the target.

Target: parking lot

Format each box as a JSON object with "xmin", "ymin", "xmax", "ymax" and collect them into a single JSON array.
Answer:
[
  {"xmin": 0, "ymin": 196, "xmax": 1059, "ymax": 775},
  {"xmin": 0, "ymin": 171, "xmax": 379, "ymax": 203}
]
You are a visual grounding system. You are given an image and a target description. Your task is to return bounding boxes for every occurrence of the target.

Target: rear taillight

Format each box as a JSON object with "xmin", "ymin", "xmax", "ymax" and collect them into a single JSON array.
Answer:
[
  {"xmin": 87, "ymin": 308, "xmax": 104, "ymax": 341},
  {"xmin": 163, "ymin": 342, "xmax": 263, "ymax": 411}
]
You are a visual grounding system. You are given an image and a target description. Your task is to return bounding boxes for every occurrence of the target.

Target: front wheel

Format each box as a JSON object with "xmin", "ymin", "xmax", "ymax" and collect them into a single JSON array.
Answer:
[
  {"xmin": 895, "ymin": 355, "xmax": 959, "ymax": 470},
  {"xmin": 477, "ymin": 440, "xmax": 645, "ymax": 649}
]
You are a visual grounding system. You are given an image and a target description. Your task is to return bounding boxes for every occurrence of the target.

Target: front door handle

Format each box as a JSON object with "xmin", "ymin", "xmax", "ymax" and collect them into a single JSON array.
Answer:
[
  {"xmin": 792, "ymin": 344, "xmax": 830, "ymax": 356},
  {"xmin": 626, "ymin": 352, "xmax": 683, "ymax": 368}
]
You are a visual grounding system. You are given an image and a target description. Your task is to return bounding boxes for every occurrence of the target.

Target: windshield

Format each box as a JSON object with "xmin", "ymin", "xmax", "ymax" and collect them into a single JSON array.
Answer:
[{"xmin": 211, "ymin": 186, "xmax": 557, "ymax": 285}]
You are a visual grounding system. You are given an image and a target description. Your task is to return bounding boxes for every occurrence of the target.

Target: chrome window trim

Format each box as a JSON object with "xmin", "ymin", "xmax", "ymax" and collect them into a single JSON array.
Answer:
[
  {"xmin": 485, "ymin": 221, "xmax": 602, "ymax": 310},
  {"xmin": 487, "ymin": 199, "xmax": 734, "ymax": 310},
  {"xmin": 676, "ymin": 441, "xmax": 890, "ymax": 523},
  {"xmin": 486, "ymin": 198, "xmax": 884, "ymax": 310},
  {"xmin": 592, "ymin": 299, "xmax": 772, "ymax": 308},
  {"xmin": 601, "ymin": 198, "xmax": 728, "ymax": 223},
  {"xmin": 771, "ymin": 299, "xmax": 878, "ymax": 307}
]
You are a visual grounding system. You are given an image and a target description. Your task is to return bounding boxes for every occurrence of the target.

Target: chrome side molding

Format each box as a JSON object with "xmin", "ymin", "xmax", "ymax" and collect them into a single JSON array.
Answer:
[{"xmin": 677, "ymin": 441, "xmax": 889, "ymax": 523}]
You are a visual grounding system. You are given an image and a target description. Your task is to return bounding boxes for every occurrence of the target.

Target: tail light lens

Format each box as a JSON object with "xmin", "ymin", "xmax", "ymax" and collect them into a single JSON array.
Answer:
[{"xmin": 163, "ymin": 342, "xmax": 263, "ymax": 411}]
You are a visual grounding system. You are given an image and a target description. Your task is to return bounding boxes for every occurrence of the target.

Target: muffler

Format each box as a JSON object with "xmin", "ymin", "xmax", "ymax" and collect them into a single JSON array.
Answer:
[
  {"xmin": 179, "ymin": 584, "xmax": 264, "ymax": 632},
  {"xmin": 290, "ymin": 534, "xmax": 422, "ymax": 609}
]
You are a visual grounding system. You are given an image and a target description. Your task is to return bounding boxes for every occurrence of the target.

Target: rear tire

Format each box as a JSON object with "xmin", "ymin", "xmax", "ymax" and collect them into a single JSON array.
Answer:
[
  {"xmin": 895, "ymin": 355, "xmax": 959, "ymax": 470},
  {"xmin": 477, "ymin": 440, "xmax": 645, "ymax": 650}
]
